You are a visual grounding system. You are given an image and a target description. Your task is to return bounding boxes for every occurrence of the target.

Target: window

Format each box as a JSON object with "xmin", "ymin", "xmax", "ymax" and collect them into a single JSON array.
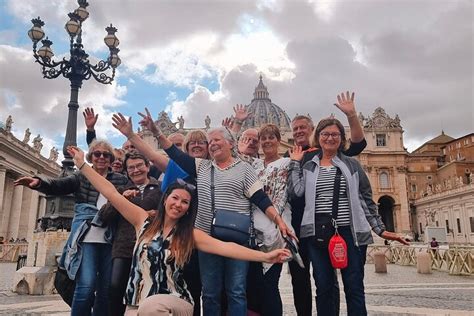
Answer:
[
  {"xmin": 411, "ymin": 184, "xmax": 417, "ymax": 192},
  {"xmin": 379, "ymin": 172, "xmax": 390, "ymax": 188},
  {"xmin": 456, "ymin": 218, "xmax": 461, "ymax": 233},
  {"xmin": 376, "ymin": 134, "xmax": 386, "ymax": 147},
  {"xmin": 446, "ymin": 220, "xmax": 450, "ymax": 234},
  {"xmin": 427, "ymin": 175, "xmax": 433, "ymax": 181},
  {"xmin": 435, "ymin": 221, "xmax": 439, "ymax": 227},
  {"xmin": 470, "ymin": 217, "xmax": 474, "ymax": 233},
  {"xmin": 419, "ymin": 223, "xmax": 423, "ymax": 234}
]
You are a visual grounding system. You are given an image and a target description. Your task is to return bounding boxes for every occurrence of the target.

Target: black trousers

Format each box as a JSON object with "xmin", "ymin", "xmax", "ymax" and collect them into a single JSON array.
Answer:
[
  {"xmin": 288, "ymin": 239, "xmax": 313, "ymax": 316},
  {"xmin": 183, "ymin": 250, "xmax": 202, "ymax": 316},
  {"xmin": 108, "ymin": 257, "xmax": 132, "ymax": 316}
]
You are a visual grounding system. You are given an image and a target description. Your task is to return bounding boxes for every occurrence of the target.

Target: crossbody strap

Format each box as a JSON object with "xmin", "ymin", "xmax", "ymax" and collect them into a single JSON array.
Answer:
[
  {"xmin": 330, "ymin": 167, "xmax": 342, "ymax": 228},
  {"xmin": 211, "ymin": 165, "xmax": 216, "ymax": 215}
]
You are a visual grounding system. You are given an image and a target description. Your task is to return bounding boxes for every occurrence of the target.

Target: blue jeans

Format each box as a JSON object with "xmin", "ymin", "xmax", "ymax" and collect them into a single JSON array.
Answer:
[
  {"xmin": 198, "ymin": 251, "xmax": 249, "ymax": 316},
  {"xmin": 307, "ymin": 226, "xmax": 367, "ymax": 316},
  {"xmin": 71, "ymin": 243, "xmax": 112, "ymax": 316}
]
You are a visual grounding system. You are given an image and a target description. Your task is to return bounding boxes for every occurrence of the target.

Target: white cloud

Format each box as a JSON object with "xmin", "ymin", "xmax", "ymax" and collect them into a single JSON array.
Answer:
[{"xmin": 2, "ymin": 0, "xmax": 472, "ymax": 153}]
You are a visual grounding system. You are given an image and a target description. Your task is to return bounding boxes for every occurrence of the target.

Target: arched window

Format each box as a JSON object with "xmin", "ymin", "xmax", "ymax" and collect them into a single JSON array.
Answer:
[{"xmin": 379, "ymin": 171, "xmax": 390, "ymax": 188}]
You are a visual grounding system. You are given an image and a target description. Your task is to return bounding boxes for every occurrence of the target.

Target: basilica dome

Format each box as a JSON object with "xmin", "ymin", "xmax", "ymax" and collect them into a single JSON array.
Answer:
[{"xmin": 242, "ymin": 76, "xmax": 292, "ymax": 132}]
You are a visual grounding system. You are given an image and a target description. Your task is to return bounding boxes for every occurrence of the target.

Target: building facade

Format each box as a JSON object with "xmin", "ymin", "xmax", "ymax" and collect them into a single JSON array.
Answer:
[{"xmin": 0, "ymin": 122, "xmax": 61, "ymax": 242}]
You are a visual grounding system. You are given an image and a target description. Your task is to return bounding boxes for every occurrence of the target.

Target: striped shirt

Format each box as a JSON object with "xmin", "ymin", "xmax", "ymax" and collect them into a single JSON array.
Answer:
[
  {"xmin": 315, "ymin": 166, "xmax": 351, "ymax": 227},
  {"xmin": 194, "ymin": 158, "xmax": 263, "ymax": 234}
]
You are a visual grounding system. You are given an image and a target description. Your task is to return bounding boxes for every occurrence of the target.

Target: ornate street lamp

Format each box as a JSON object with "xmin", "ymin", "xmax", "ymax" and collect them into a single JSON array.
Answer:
[{"xmin": 27, "ymin": 0, "xmax": 121, "ymax": 230}]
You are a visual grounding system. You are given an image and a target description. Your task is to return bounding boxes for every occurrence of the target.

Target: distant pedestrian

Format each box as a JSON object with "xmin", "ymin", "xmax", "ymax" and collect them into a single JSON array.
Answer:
[{"xmin": 430, "ymin": 237, "xmax": 439, "ymax": 249}]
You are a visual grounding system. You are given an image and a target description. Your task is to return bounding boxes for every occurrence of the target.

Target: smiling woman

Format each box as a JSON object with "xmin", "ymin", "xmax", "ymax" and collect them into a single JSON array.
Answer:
[
  {"xmin": 65, "ymin": 145, "xmax": 290, "ymax": 316},
  {"xmin": 99, "ymin": 151, "xmax": 162, "ymax": 316},
  {"xmin": 110, "ymin": 109, "xmax": 295, "ymax": 315}
]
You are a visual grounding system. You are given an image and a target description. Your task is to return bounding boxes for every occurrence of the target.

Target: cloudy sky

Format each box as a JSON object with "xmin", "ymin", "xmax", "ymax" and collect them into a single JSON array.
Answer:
[{"xmin": 0, "ymin": 0, "xmax": 472, "ymax": 159}]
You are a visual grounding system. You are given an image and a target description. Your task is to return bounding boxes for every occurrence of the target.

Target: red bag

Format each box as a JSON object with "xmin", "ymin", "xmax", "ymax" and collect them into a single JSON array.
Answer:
[{"xmin": 328, "ymin": 233, "xmax": 348, "ymax": 269}]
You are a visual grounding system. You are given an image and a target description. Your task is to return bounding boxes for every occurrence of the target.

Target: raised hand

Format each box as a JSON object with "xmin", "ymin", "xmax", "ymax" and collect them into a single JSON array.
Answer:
[
  {"xmin": 233, "ymin": 104, "xmax": 250, "ymax": 122},
  {"xmin": 334, "ymin": 91, "xmax": 357, "ymax": 117},
  {"xmin": 381, "ymin": 231, "xmax": 410, "ymax": 246},
  {"xmin": 66, "ymin": 146, "xmax": 85, "ymax": 168},
  {"xmin": 221, "ymin": 116, "xmax": 234, "ymax": 129},
  {"xmin": 83, "ymin": 107, "xmax": 98, "ymax": 131},
  {"xmin": 289, "ymin": 145, "xmax": 304, "ymax": 161},
  {"xmin": 112, "ymin": 113, "xmax": 134, "ymax": 138},
  {"xmin": 138, "ymin": 107, "xmax": 161, "ymax": 137},
  {"xmin": 264, "ymin": 248, "xmax": 292, "ymax": 263},
  {"xmin": 14, "ymin": 177, "xmax": 40, "ymax": 188}
]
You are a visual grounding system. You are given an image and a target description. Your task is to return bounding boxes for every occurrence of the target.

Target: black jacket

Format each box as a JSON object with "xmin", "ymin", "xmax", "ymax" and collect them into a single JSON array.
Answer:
[
  {"xmin": 100, "ymin": 177, "xmax": 163, "ymax": 258},
  {"xmin": 35, "ymin": 171, "xmax": 129, "ymax": 206}
]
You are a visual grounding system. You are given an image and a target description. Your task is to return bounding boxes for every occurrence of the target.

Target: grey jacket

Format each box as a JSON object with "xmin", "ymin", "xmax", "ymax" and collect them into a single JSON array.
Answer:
[{"xmin": 288, "ymin": 153, "xmax": 385, "ymax": 246}]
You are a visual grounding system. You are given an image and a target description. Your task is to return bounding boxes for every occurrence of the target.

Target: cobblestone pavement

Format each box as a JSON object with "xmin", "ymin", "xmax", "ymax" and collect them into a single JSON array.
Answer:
[{"xmin": 1, "ymin": 262, "xmax": 473, "ymax": 315}]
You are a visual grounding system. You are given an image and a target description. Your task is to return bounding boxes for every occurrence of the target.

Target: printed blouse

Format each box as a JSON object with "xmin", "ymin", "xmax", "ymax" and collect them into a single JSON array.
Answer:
[{"xmin": 125, "ymin": 220, "xmax": 193, "ymax": 307}]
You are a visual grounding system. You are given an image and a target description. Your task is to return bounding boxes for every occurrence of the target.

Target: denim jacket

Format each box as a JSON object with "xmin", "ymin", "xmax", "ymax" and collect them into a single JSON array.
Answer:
[{"xmin": 59, "ymin": 203, "xmax": 113, "ymax": 280}]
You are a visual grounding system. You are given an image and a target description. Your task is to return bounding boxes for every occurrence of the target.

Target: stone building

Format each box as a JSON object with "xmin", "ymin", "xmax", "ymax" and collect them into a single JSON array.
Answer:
[
  {"xmin": 408, "ymin": 133, "xmax": 474, "ymax": 243},
  {"xmin": 0, "ymin": 120, "xmax": 61, "ymax": 242},
  {"xmin": 356, "ymin": 108, "xmax": 411, "ymax": 234}
]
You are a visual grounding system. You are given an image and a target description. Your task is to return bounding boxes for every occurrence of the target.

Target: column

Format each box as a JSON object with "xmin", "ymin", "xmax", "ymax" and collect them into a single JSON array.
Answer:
[
  {"xmin": 27, "ymin": 190, "xmax": 40, "ymax": 242},
  {"xmin": 0, "ymin": 177, "xmax": 14, "ymax": 238},
  {"xmin": 8, "ymin": 185, "xmax": 24, "ymax": 239}
]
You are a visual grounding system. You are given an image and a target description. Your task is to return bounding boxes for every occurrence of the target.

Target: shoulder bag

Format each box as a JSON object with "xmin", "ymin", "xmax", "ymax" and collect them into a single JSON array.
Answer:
[{"xmin": 209, "ymin": 165, "xmax": 255, "ymax": 246}]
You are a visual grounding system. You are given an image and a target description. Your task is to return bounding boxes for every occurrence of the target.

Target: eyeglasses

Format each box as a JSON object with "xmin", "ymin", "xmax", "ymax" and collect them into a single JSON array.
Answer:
[
  {"xmin": 320, "ymin": 132, "xmax": 341, "ymax": 139},
  {"xmin": 176, "ymin": 178, "xmax": 196, "ymax": 192},
  {"xmin": 92, "ymin": 151, "xmax": 112, "ymax": 159},
  {"xmin": 126, "ymin": 162, "xmax": 146, "ymax": 172},
  {"xmin": 188, "ymin": 140, "xmax": 208, "ymax": 146}
]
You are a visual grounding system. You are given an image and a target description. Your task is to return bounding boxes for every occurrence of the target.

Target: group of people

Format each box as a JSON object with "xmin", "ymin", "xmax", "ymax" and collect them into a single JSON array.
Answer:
[{"xmin": 14, "ymin": 91, "xmax": 408, "ymax": 316}]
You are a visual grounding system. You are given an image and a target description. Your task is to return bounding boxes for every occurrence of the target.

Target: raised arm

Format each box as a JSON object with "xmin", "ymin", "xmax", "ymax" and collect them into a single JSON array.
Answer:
[
  {"xmin": 112, "ymin": 112, "xmax": 169, "ymax": 172},
  {"xmin": 83, "ymin": 107, "xmax": 98, "ymax": 146},
  {"xmin": 228, "ymin": 104, "xmax": 251, "ymax": 135},
  {"xmin": 137, "ymin": 108, "xmax": 198, "ymax": 177},
  {"xmin": 287, "ymin": 146, "xmax": 305, "ymax": 198},
  {"xmin": 334, "ymin": 91, "xmax": 364, "ymax": 143},
  {"xmin": 193, "ymin": 229, "xmax": 290, "ymax": 263},
  {"xmin": 67, "ymin": 146, "xmax": 148, "ymax": 230}
]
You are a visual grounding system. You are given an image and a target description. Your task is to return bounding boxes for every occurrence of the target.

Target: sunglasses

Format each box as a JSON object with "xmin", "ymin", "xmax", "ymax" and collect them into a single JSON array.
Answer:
[
  {"xmin": 92, "ymin": 151, "xmax": 113, "ymax": 159},
  {"xmin": 176, "ymin": 178, "xmax": 196, "ymax": 192}
]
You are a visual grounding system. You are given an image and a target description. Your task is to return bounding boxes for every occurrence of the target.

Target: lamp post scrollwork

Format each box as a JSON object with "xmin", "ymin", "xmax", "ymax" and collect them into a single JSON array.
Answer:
[{"xmin": 27, "ymin": 0, "xmax": 121, "ymax": 230}]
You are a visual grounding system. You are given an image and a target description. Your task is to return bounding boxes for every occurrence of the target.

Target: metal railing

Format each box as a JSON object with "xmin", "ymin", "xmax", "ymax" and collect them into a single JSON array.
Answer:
[{"xmin": 367, "ymin": 244, "xmax": 474, "ymax": 275}]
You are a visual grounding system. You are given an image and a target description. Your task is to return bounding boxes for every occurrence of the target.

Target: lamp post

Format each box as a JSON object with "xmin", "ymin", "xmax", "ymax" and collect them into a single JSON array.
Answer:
[{"xmin": 27, "ymin": 0, "xmax": 121, "ymax": 230}]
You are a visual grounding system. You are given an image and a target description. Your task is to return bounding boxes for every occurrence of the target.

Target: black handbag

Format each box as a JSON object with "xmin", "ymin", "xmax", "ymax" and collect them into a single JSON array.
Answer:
[
  {"xmin": 209, "ymin": 165, "xmax": 255, "ymax": 246},
  {"xmin": 314, "ymin": 167, "xmax": 342, "ymax": 248},
  {"xmin": 54, "ymin": 267, "xmax": 75, "ymax": 307}
]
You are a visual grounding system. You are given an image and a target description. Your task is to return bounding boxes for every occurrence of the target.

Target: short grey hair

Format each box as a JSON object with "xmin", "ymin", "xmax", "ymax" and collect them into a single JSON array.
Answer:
[{"xmin": 207, "ymin": 127, "xmax": 238, "ymax": 157}]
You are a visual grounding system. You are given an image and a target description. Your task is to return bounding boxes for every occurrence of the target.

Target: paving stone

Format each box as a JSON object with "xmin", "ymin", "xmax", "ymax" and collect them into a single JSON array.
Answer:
[{"xmin": 1, "ymin": 262, "xmax": 472, "ymax": 315}]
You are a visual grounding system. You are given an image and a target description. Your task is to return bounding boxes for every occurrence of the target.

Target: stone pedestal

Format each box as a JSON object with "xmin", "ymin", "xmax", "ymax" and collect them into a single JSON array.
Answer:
[
  {"xmin": 374, "ymin": 251, "xmax": 388, "ymax": 273},
  {"xmin": 13, "ymin": 231, "xmax": 69, "ymax": 295},
  {"xmin": 416, "ymin": 251, "xmax": 432, "ymax": 274}
]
